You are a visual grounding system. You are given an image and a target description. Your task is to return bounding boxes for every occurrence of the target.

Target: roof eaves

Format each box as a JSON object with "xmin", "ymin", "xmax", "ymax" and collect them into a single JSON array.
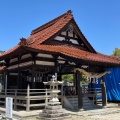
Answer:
[{"xmin": 0, "ymin": 45, "xmax": 22, "ymax": 60}]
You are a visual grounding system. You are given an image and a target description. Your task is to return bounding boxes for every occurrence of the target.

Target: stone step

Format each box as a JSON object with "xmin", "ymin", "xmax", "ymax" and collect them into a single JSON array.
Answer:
[
  {"xmin": 83, "ymin": 102, "xmax": 93, "ymax": 105},
  {"xmin": 65, "ymin": 96, "xmax": 96, "ymax": 110},
  {"xmin": 67, "ymin": 98, "xmax": 78, "ymax": 101},
  {"xmin": 97, "ymin": 99, "xmax": 102, "ymax": 101},
  {"xmin": 68, "ymin": 97, "xmax": 92, "ymax": 101}
]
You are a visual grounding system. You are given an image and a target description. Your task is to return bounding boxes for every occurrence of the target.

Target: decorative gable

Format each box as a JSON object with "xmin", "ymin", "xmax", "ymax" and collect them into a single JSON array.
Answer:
[{"xmin": 47, "ymin": 23, "xmax": 90, "ymax": 52}]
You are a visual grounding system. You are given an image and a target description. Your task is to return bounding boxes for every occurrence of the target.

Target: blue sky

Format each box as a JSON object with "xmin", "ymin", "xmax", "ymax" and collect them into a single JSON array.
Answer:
[{"xmin": 0, "ymin": 0, "xmax": 120, "ymax": 55}]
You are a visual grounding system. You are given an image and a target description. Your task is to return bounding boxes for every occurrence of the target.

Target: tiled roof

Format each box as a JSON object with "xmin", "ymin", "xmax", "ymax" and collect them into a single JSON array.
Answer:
[
  {"xmin": 31, "ymin": 11, "xmax": 71, "ymax": 35},
  {"xmin": 28, "ymin": 45, "xmax": 120, "ymax": 65},
  {"xmin": 27, "ymin": 10, "xmax": 73, "ymax": 46},
  {"xmin": 0, "ymin": 45, "xmax": 20, "ymax": 58},
  {"xmin": 0, "ymin": 10, "xmax": 120, "ymax": 66}
]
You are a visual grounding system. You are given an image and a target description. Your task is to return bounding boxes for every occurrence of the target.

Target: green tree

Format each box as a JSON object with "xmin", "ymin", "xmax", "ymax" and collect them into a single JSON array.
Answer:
[
  {"xmin": 82, "ymin": 74, "xmax": 87, "ymax": 84},
  {"xmin": 62, "ymin": 74, "xmax": 73, "ymax": 83},
  {"xmin": 62, "ymin": 74, "xmax": 87, "ymax": 84},
  {"xmin": 111, "ymin": 48, "xmax": 120, "ymax": 56}
]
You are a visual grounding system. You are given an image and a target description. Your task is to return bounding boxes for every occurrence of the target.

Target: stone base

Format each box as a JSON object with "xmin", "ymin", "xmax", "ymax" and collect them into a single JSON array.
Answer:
[
  {"xmin": 45, "ymin": 105, "xmax": 62, "ymax": 110},
  {"xmin": 48, "ymin": 101, "xmax": 61, "ymax": 106},
  {"xmin": 39, "ymin": 105, "xmax": 69, "ymax": 120},
  {"xmin": 37, "ymin": 116, "xmax": 70, "ymax": 120}
]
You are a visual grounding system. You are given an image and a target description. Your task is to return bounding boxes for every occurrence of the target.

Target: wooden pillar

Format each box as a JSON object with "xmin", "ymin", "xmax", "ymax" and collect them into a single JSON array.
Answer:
[
  {"xmin": 90, "ymin": 78, "xmax": 94, "ymax": 89},
  {"xmin": 5, "ymin": 59, "xmax": 10, "ymax": 90},
  {"xmin": 18, "ymin": 68, "xmax": 21, "ymax": 89},
  {"xmin": 73, "ymin": 72, "xmax": 77, "ymax": 95},
  {"xmin": 5, "ymin": 69, "xmax": 9, "ymax": 92},
  {"xmin": 3, "ymin": 70, "xmax": 6, "ymax": 89},
  {"xmin": 18, "ymin": 55, "xmax": 22, "ymax": 89},
  {"xmin": 76, "ymin": 70, "xmax": 83, "ymax": 110},
  {"xmin": 54, "ymin": 59, "xmax": 58, "ymax": 79},
  {"xmin": 59, "ymin": 72, "xmax": 62, "ymax": 81},
  {"xmin": 32, "ymin": 64, "xmax": 36, "ymax": 89},
  {"xmin": 101, "ymin": 76, "xmax": 107, "ymax": 107},
  {"xmin": 53, "ymin": 55, "xmax": 58, "ymax": 77},
  {"xmin": 31, "ymin": 53, "xmax": 37, "ymax": 89}
]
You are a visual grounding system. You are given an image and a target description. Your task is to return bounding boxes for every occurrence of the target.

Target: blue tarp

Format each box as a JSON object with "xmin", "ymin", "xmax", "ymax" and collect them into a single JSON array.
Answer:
[
  {"xmin": 88, "ymin": 67, "xmax": 120, "ymax": 101},
  {"xmin": 105, "ymin": 67, "xmax": 120, "ymax": 101},
  {"xmin": 89, "ymin": 78, "xmax": 102, "ymax": 99}
]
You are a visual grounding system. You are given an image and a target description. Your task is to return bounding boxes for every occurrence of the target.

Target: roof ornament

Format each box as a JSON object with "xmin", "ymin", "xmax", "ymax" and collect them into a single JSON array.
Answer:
[
  {"xmin": 64, "ymin": 10, "xmax": 73, "ymax": 19},
  {"xmin": 67, "ymin": 10, "xmax": 72, "ymax": 15},
  {"xmin": 19, "ymin": 38, "xmax": 27, "ymax": 45}
]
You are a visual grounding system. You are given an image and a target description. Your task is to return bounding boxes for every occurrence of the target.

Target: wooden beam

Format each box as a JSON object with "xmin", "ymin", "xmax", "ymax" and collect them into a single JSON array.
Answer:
[
  {"xmin": 20, "ymin": 57, "xmax": 32, "ymax": 63},
  {"xmin": 36, "ymin": 57, "xmax": 55, "ymax": 62},
  {"xmin": 36, "ymin": 60, "xmax": 55, "ymax": 66},
  {"xmin": 18, "ymin": 68, "xmax": 22, "ymax": 89},
  {"xmin": 59, "ymin": 34, "xmax": 79, "ymax": 41}
]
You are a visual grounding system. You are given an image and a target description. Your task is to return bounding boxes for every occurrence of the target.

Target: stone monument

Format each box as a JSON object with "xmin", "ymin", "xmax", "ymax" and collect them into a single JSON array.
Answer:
[{"xmin": 39, "ymin": 75, "xmax": 69, "ymax": 120}]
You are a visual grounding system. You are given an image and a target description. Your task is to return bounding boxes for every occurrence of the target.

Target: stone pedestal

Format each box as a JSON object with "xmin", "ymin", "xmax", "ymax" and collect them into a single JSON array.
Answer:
[
  {"xmin": 48, "ymin": 89, "xmax": 61, "ymax": 105},
  {"xmin": 39, "ymin": 105, "xmax": 69, "ymax": 120}
]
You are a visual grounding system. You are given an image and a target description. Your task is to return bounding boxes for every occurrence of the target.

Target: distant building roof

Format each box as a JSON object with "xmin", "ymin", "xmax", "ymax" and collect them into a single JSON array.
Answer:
[{"xmin": 0, "ymin": 51, "xmax": 4, "ymax": 54}]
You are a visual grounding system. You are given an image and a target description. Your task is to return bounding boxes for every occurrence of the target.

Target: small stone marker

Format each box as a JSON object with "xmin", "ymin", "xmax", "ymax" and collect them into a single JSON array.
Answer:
[{"xmin": 6, "ymin": 97, "xmax": 13, "ymax": 119}]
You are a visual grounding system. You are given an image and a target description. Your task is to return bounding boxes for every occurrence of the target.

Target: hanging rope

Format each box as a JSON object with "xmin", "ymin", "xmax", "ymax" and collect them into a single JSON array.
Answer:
[{"xmin": 74, "ymin": 68, "xmax": 111, "ymax": 78}]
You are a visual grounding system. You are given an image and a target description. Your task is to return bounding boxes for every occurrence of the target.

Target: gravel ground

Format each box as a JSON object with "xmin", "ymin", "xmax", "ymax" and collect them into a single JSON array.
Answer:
[
  {"xmin": 60, "ymin": 113, "xmax": 120, "ymax": 120},
  {"xmin": 66, "ymin": 111, "xmax": 120, "ymax": 120},
  {"xmin": 2, "ymin": 103, "xmax": 120, "ymax": 120},
  {"xmin": 21, "ymin": 112, "xmax": 120, "ymax": 120}
]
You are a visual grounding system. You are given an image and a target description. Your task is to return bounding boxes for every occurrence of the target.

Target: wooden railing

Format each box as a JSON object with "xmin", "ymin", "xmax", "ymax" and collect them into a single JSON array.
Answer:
[
  {"xmin": 62, "ymin": 85, "xmax": 102, "ymax": 104},
  {"xmin": 63, "ymin": 86, "xmax": 76, "ymax": 96},
  {"xmin": 82, "ymin": 87, "xmax": 102, "ymax": 104},
  {"xmin": 0, "ymin": 87, "xmax": 55, "ymax": 111}
]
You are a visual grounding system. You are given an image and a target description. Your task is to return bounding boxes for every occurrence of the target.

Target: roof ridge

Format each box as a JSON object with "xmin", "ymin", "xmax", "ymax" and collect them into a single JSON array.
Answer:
[{"xmin": 31, "ymin": 10, "xmax": 73, "ymax": 35}]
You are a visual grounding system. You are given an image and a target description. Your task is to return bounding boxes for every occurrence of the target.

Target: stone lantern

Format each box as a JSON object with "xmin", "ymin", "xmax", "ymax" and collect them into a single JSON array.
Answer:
[
  {"xmin": 39, "ymin": 74, "xmax": 69, "ymax": 120},
  {"xmin": 43, "ymin": 75, "xmax": 63, "ymax": 105}
]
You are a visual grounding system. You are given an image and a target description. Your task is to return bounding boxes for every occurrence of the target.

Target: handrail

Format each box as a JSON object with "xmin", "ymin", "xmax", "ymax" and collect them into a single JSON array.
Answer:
[
  {"xmin": 63, "ymin": 86, "xmax": 76, "ymax": 96},
  {"xmin": 82, "ymin": 86, "xmax": 102, "ymax": 104}
]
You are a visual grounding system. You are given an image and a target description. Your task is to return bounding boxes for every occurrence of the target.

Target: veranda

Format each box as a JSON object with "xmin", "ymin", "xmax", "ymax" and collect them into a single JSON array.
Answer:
[{"xmin": 0, "ymin": 62, "xmax": 104, "ymax": 112}]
